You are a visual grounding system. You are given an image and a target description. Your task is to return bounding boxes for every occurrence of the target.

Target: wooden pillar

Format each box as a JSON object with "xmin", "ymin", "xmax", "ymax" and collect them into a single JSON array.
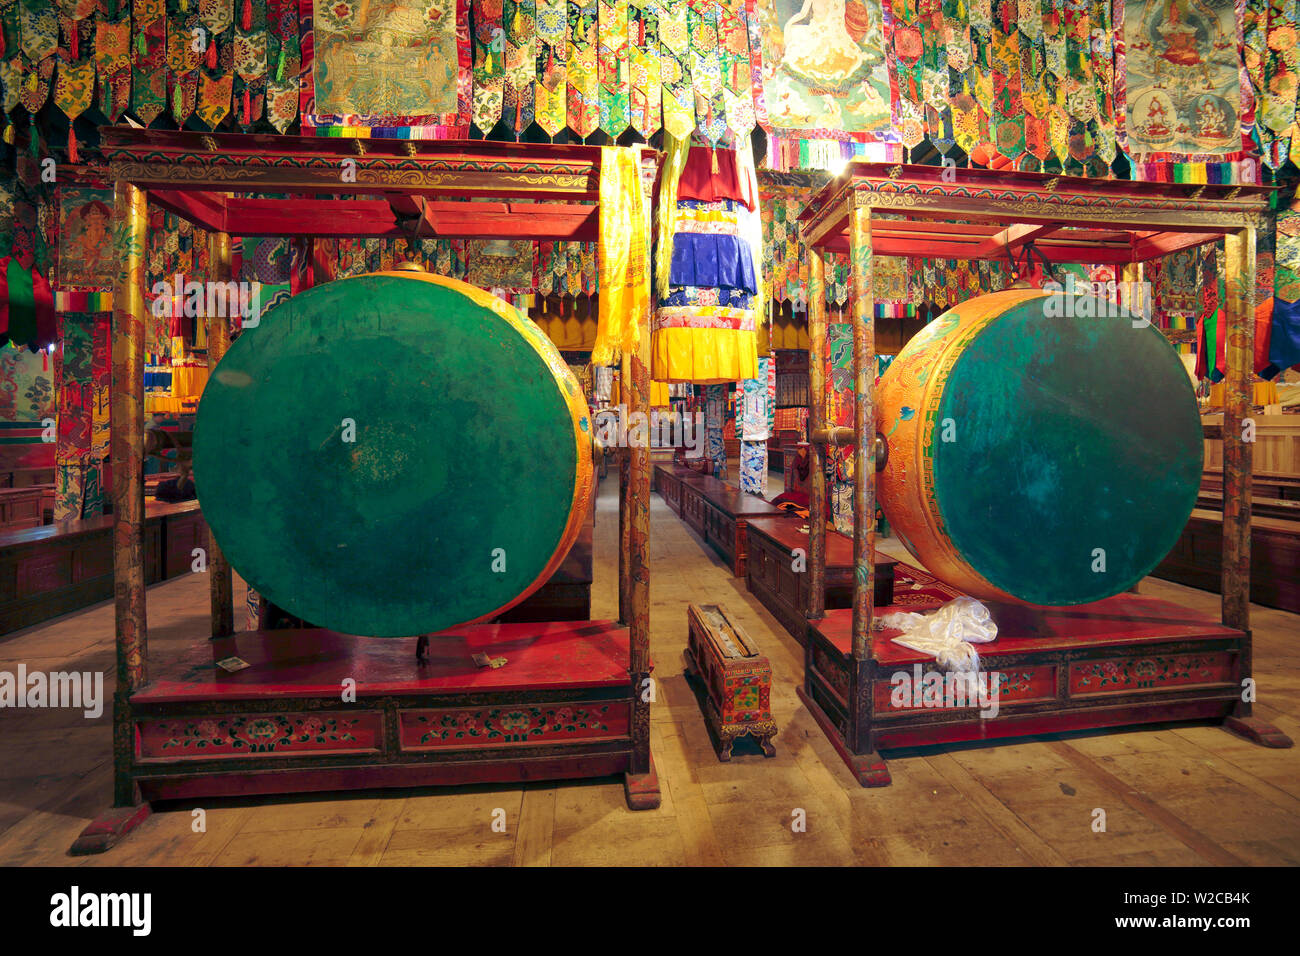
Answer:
[
  {"xmin": 807, "ymin": 249, "xmax": 828, "ymax": 619},
  {"xmin": 110, "ymin": 181, "xmax": 148, "ymax": 806},
  {"xmin": 1221, "ymin": 227, "xmax": 1255, "ymax": 632},
  {"xmin": 849, "ymin": 202, "xmax": 876, "ymax": 661},
  {"xmin": 627, "ymin": 320, "xmax": 652, "ymax": 777},
  {"xmin": 207, "ymin": 231, "xmax": 235, "ymax": 638},
  {"xmin": 618, "ymin": 353, "xmax": 631, "ymax": 625}
]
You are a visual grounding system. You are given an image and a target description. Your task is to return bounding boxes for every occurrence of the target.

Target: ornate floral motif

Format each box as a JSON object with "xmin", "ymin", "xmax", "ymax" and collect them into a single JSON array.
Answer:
[
  {"xmin": 411, "ymin": 704, "xmax": 615, "ymax": 745},
  {"xmin": 153, "ymin": 714, "xmax": 365, "ymax": 754}
]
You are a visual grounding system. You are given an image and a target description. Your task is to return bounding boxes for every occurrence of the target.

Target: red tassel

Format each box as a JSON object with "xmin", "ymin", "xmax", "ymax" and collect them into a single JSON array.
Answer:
[
  {"xmin": 242, "ymin": 87, "xmax": 250, "ymax": 125},
  {"xmin": 67, "ymin": 125, "xmax": 77, "ymax": 164},
  {"xmin": 242, "ymin": 0, "xmax": 252, "ymax": 30},
  {"xmin": 207, "ymin": 38, "xmax": 217, "ymax": 69},
  {"xmin": 70, "ymin": 26, "xmax": 78, "ymax": 61}
]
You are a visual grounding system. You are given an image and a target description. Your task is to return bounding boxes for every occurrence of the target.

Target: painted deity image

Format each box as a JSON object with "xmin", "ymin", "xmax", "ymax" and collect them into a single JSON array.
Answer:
[
  {"xmin": 313, "ymin": 0, "xmax": 460, "ymax": 117},
  {"xmin": 1124, "ymin": 0, "xmax": 1240, "ymax": 154},
  {"xmin": 758, "ymin": 0, "xmax": 892, "ymax": 134}
]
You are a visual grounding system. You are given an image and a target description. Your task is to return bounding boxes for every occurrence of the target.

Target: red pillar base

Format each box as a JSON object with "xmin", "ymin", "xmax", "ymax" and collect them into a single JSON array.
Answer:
[
  {"xmin": 1224, "ymin": 715, "xmax": 1294, "ymax": 749},
  {"xmin": 69, "ymin": 803, "xmax": 152, "ymax": 856},
  {"xmin": 797, "ymin": 685, "xmax": 892, "ymax": 787},
  {"xmin": 623, "ymin": 754, "xmax": 661, "ymax": 810}
]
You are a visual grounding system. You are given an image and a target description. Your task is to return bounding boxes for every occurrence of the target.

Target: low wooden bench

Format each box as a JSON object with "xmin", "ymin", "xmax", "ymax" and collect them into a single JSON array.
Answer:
[
  {"xmin": 675, "ymin": 475, "xmax": 793, "ymax": 577},
  {"xmin": 1153, "ymin": 507, "xmax": 1300, "ymax": 614},
  {"xmin": 0, "ymin": 501, "xmax": 207, "ymax": 635},
  {"xmin": 653, "ymin": 462, "xmax": 697, "ymax": 517},
  {"xmin": 1201, "ymin": 470, "xmax": 1300, "ymax": 502},
  {"xmin": 745, "ymin": 517, "xmax": 897, "ymax": 643},
  {"xmin": 0, "ymin": 486, "xmax": 46, "ymax": 531}
]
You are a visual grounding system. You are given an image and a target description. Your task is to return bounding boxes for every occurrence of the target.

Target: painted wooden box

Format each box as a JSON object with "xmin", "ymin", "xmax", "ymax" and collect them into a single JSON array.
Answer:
[{"xmin": 685, "ymin": 603, "xmax": 777, "ymax": 760}]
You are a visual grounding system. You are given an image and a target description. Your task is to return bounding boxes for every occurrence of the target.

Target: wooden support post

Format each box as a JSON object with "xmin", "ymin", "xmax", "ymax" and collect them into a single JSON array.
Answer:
[
  {"xmin": 110, "ymin": 181, "xmax": 148, "ymax": 807},
  {"xmin": 849, "ymin": 202, "xmax": 876, "ymax": 663},
  {"xmin": 619, "ymin": 352, "xmax": 631, "ymax": 625},
  {"xmin": 207, "ymin": 231, "xmax": 235, "ymax": 638},
  {"xmin": 807, "ymin": 249, "xmax": 828, "ymax": 619},
  {"xmin": 624, "ymin": 300, "xmax": 660, "ymax": 807},
  {"xmin": 1220, "ymin": 228, "xmax": 1254, "ymax": 634}
]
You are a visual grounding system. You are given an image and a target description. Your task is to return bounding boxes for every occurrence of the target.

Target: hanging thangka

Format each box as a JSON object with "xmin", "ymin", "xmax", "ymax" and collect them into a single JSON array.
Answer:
[
  {"xmin": 467, "ymin": 239, "xmax": 536, "ymax": 292},
  {"xmin": 1123, "ymin": 0, "xmax": 1242, "ymax": 160},
  {"xmin": 736, "ymin": 355, "xmax": 773, "ymax": 496},
  {"xmin": 57, "ymin": 188, "xmax": 115, "ymax": 290},
  {"xmin": 706, "ymin": 382, "xmax": 727, "ymax": 479},
  {"xmin": 756, "ymin": 0, "xmax": 893, "ymax": 138},
  {"xmin": 310, "ymin": 0, "xmax": 467, "ymax": 127},
  {"xmin": 825, "ymin": 319, "xmax": 854, "ymax": 534}
]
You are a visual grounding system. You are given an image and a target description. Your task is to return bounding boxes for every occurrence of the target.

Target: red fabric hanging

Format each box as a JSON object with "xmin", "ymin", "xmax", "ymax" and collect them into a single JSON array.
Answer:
[
  {"xmin": 32, "ymin": 266, "xmax": 55, "ymax": 348},
  {"xmin": 677, "ymin": 146, "xmax": 753, "ymax": 210},
  {"xmin": 0, "ymin": 255, "xmax": 10, "ymax": 340}
]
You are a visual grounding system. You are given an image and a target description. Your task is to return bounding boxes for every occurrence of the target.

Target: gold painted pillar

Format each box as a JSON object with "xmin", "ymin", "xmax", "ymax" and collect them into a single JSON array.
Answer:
[
  {"xmin": 207, "ymin": 231, "xmax": 235, "ymax": 637},
  {"xmin": 110, "ymin": 182, "xmax": 148, "ymax": 807},
  {"xmin": 1221, "ymin": 228, "xmax": 1256, "ymax": 632},
  {"xmin": 849, "ymin": 202, "xmax": 876, "ymax": 661},
  {"xmin": 807, "ymin": 249, "xmax": 828, "ymax": 619},
  {"xmin": 1120, "ymin": 262, "xmax": 1144, "ymax": 317},
  {"xmin": 111, "ymin": 182, "xmax": 149, "ymax": 692}
]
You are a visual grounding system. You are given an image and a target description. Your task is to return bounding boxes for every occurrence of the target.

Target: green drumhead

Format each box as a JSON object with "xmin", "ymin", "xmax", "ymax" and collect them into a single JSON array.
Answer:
[
  {"xmin": 931, "ymin": 297, "xmax": 1203, "ymax": 606},
  {"xmin": 193, "ymin": 273, "xmax": 587, "ymax": 637}
]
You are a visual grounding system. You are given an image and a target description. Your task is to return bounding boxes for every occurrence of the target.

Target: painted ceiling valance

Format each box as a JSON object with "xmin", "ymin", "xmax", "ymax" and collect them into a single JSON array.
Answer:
[{"xmin": 0, "ymin": 0, "xmax": 1293, "ymax": 178}]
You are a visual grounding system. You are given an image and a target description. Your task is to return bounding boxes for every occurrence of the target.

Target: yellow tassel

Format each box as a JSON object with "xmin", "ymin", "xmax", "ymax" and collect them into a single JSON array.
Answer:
[{"xmin": 711, "ymin": 147, "xmax": 719, "ymax": 175}]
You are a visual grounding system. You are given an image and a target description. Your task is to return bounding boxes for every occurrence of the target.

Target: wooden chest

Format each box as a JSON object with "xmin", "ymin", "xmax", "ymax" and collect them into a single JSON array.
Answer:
[{"xmin": 684, "ymin": 603, "xmax": 777, "ymax": 760}]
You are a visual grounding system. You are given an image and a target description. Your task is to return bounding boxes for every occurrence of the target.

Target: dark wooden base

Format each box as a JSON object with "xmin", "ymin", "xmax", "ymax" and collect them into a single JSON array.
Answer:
[
  {"xmin": 623, "ymin": 755, "xmax": 662, "ymax": 810},
  {"xmin": 69, "ymin": 804, "xmax": 152, "ymax": 856},
  {"xmin": 796, "ymin": 686, "xmax": 891, "ymax": 786},
  {"xmin": 1224, "ymin": 715, "xmax": 1295, "ymax": 748}
]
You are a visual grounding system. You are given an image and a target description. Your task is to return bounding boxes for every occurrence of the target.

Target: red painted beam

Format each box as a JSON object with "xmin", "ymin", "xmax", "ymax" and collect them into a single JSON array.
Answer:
[
  {"xmin": 973, "ymin": 222, "xmax": 1064, "ymax": 258},
  {"xmin": 388, "ymin": 198, "xmax": 599, "ymax": 241},
  {"xmin": 1131, "ymin": 230, "xmax": 1228, "ymax": 261},
  {"xmin": 148, "ymin": 189, "xmax": 228, "ymax": 233},
  {"xmin": 224, "ymin": 198, "xmax": 397, "ymax": 237}
]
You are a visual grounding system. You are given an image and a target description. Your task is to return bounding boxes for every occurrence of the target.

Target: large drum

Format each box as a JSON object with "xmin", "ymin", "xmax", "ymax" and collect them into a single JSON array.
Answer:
[
  {"xmin": 193, "ymin": 270, "xmax": 593, "ymax": 637},
  {"xmin": 876, "ymin": 288, "xmax": 1202, "ymax": 606}
]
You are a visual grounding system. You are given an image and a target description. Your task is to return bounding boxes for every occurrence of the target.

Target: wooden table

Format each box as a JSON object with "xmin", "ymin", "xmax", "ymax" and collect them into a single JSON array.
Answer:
[
  {"xmin": 0, "ymin": 501, "xmax": 206, "ymax": 634},
  {"xmin": 675, "ymin": 475, "xmax": 793, "ymax": 577},
  {"xmin": 745, "ymin": 517, "xmax": 897, "ymax": 642}
]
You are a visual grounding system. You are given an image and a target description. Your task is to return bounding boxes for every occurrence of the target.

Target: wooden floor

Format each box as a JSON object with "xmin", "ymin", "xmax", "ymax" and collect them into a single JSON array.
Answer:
[{"xmin": 1, "ymin": 476, "xmax": 1298, "ymax": 866}]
